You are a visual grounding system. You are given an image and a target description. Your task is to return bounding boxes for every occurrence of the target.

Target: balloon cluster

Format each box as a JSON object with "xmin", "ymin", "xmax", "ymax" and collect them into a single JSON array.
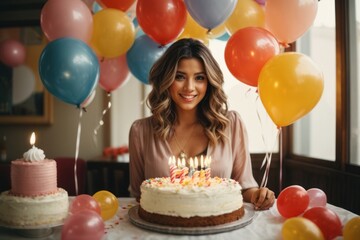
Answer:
[
  {"xmin": 35, "ymin": 0, "xmax": 324, "ymax": 130},
  {"xmin": 278, "ymin": 185, "xmax": 360, "ymax": 240},
  {"xmin": 61, "ymin": 190, "xmax": 118, "ymax": 240}
]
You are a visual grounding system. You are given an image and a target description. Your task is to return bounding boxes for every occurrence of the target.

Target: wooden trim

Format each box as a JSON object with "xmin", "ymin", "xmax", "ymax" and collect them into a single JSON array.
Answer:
[{"xmin": 335, "ymin": 0, "xmax": 350, "ymax": 170}]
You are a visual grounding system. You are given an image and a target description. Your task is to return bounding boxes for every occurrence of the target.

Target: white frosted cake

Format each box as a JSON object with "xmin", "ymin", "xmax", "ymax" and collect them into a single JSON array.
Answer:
[
  {"xmin": 139, "ymin": 176, "xmax": 244, "ymax": 227},
  {"xmin": 0, "ymin": 141, "xmax": 69, "ymax": 226}
]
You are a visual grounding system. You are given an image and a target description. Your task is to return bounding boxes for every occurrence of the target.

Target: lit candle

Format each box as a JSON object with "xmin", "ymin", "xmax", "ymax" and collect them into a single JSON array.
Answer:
[
  {"xmin": 23, "ymin": 132, "xmax": 45, "ymax": 162},
  {"xmin": 188, "ymin": 157, "xmax": 194, "ymax": 177},
  {"xmin": 204, "ymin": 156, "xmax": 211, "ymax": 181},
  {"xmin": 192, "ymin": 156, "xmax": 200, "ymax": 181},
  {"xmin": 30, "ymin": 132, "xmax": 36, "ymax": 148},
  {"xmin": 200, "ymin": 155, "xmax": 204, "ymax": 170},
  {"xmin": 169, "ymin": 156, "xmax": 177, "ymax": 183}
]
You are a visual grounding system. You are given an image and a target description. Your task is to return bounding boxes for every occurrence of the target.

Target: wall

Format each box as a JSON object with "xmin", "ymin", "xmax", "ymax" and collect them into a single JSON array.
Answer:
[{"xmin": 0, "ymin": 85, "xmax": 107, "ymax": 161}]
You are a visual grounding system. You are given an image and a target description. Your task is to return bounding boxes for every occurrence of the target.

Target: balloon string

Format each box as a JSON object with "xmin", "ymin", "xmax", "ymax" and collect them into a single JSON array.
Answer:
[
  {"xmin": 279, "ymin": 127, "xmax": 283, "ymax": 192},
  {"xmin": 260, "ymin": 127, "xmax": 281, "ymax": 188},
  {"xmin": 74, "ymin": 109, "xmax": 83, "ymax": 196},
  {"xmin": 93, "ymin": 93, "xmax": 111, "ymax": 147}
]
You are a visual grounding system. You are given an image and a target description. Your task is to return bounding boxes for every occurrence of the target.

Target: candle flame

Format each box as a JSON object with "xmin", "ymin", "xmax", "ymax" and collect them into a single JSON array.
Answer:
[
  {"xmin": 30, "ymin": 132, "xmax": 36, "ymax": 146},
  {"xmin": 189, "ymin": 157, "xmax": 194, "ymax": 168}
]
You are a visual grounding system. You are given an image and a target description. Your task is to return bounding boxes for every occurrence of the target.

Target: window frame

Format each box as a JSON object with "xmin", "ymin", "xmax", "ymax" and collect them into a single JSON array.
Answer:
[{"xmin": 286, "ymin": 0, "xmax": 360, "ymax": 175}]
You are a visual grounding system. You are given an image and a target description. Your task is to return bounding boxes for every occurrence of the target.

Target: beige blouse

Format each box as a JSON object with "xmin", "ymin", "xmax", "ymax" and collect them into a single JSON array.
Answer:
[{"xmin": 128, "ymin": 110, "xmax": 259, "ymax": 198}]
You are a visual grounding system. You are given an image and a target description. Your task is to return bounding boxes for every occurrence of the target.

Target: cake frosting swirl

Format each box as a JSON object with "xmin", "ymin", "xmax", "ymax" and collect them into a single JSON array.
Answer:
[{"xmin": 23, "ymin": 146, "xmax": 45, "ymax": 162}]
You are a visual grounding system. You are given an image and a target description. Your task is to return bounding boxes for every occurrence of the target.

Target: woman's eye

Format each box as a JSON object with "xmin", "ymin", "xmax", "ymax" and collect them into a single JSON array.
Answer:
[
  {"xmin": 175, "ymin": 74, "xmax": 185, "ymax": 80},
  {"xmin": 195, "ymin": 75, "xmax": 206, "ymax": 81}
]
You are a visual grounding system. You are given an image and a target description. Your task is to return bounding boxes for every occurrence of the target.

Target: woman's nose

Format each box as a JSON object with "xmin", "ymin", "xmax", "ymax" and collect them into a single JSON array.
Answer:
[{"xmin": 184, "ymin": 78, "xmax": 195, "ymax": 91}]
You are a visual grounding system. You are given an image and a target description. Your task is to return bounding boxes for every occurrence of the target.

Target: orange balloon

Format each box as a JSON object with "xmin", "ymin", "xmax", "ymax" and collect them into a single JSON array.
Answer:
[
  {"xmin": 258, "ymin": 52, "xmax": 324, "ymax": 127},
  {"xmin": 282, "ymin": 217, "xmax": 324, "ymax": 240},
  {"xmin": 225, "ymin": 0, "xmax": 265, "ymax": 35},
  {"xmin": 98, "ymin": 0, "xmax": 135, "ymax": 11},
  {"xmin": 136, "ymin": 0, "xmax": 187, "ymax": 46},
  {"xmin": 92, "ymin": 190, "xmax": 119, "ymax": 221},
  {"xmin": 224, "ymin": 27, "xmax": 280, "ymax": 87},
  {"xmin": 91, "ymin": 9, "xmax": 135, "ymax": 58}
]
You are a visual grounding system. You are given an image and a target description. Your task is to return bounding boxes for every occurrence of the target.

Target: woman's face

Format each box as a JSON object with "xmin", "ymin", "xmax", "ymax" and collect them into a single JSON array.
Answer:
[{"xmin": 169, "ymin": 58, "xmax": 208, "ymax": 113}]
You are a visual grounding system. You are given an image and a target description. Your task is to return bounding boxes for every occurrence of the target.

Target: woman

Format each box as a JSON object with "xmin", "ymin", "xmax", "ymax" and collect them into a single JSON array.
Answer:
[{"xmin": 129, "ymin": 38, "xmax": 275, "ymax": 210}]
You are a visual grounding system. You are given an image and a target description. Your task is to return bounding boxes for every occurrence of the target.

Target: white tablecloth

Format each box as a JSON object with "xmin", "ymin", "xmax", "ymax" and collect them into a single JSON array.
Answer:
[{"xmin": 0, "ymin": 198, "xmax": 358, "ymax": 240}]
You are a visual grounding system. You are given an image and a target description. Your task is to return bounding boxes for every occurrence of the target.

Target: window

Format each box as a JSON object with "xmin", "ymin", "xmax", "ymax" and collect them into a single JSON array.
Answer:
[
  {"xmin": 349, "ymin": 0, "xmax": 360, "ymax": 166},
  {"xmin": 292, "ymin": 0, "xmax": 336, "ymax": 161}
]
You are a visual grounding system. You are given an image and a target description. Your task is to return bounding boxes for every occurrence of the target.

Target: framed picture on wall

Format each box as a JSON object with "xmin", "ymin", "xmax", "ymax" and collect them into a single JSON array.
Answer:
[{"xmin": 0, "ymin": 26, "xmax": 53, "ymax": 125}]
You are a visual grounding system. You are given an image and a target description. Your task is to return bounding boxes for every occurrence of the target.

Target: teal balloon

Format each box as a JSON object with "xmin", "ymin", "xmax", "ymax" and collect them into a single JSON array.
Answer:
[
  {"xmin": 217, "ymin": 32, "xmax": 230, "ymax": 41},
  {"xmin": 126, "ymin": 35, "xmax": 168, "ymax": 84},
  {"xmin": 39, "ymin": 38, "xmax": 99, "ymax": 107}
]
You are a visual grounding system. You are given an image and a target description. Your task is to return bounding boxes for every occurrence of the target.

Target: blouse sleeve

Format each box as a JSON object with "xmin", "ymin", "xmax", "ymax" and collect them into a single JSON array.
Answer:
[
  {"xmin": 229, "ymin": 111, "xmax": 259, "ymax": 190},
  {"xmin": 128, "ymin": 120, "xmax": 145, "ymax": 199}
]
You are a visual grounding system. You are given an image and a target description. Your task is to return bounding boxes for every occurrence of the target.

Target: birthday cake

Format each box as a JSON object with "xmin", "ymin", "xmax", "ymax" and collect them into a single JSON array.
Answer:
[
  {"xmin": 0, "ymin": 134, "xmax": 69, "ymax": 226},
  {"xmin": 139, "ymin": 157, "xmax": 244, "ymax": 227}
]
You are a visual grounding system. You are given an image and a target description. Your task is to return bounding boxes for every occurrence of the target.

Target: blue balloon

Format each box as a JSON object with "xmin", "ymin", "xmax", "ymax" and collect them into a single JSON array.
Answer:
[
  {"xmin": 126, "ymin": 35, "xmax": 168, "ymax": 85},
  {"xmin": 39, "ymin": 38, "xmax": 99, "ymax": 107}
]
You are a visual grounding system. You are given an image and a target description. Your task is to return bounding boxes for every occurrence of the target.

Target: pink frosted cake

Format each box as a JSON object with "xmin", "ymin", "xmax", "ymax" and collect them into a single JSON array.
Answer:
[{"xmin": 0, "ymin": 145, "xmax": 69, "ymax": 226}]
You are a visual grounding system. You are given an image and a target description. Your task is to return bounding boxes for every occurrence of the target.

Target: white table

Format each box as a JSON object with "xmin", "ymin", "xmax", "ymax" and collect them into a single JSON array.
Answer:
[{"xmin": 0, "ymin": 198, "xmax": 358, "ymax": 240}]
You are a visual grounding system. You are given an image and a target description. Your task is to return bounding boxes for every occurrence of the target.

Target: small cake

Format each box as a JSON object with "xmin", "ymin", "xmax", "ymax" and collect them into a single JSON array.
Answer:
[
  {"xmin": 139, "ymin": 176, "xmax": 244, "ymax": 227},
  {"xmin": 0, "ymin": 138, "xmax": 69, "ymax": 226}
]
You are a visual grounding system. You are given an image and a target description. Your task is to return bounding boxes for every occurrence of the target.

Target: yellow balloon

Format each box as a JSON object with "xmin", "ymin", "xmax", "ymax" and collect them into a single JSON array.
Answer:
[
  {"xmin": 91, "ymin": 9, "xmax": 135, "ymax": 58},
  {"xmin": 282, "ymin": 217, "xmax": 325, "ymax": 240},
  {"xmin": 207, "ymin": 23, "xmax": 227, "ymax": 39},
  {"xmin": 225, "ymin": 0, "xmax": 265, "ymax": 35},
  {"xmin": 343, "ymin": 216, "xmax": 360, "ymax": 240},
  {"xmin": 178, "ymin": 13, "xmax": 209, "ymax": 46},
  {"xmin": 93, "ymin": 190, "xmax": 119, "ymax": 221},
  {"xmin": 258, "ymin": 52, "xmax": 324, "ymax": 127}
]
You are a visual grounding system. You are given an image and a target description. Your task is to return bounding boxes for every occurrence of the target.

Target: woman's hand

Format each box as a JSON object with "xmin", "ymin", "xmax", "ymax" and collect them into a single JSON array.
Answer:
[{"xmin": 243, "ymin": 187, "xmax": 275, "ymax": 210}]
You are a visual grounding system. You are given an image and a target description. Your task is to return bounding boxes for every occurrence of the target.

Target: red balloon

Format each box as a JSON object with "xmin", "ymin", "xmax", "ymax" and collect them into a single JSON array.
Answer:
[
  {"xmin": 69, "ymin": 194, "xmax": 101, "ymax": 215},
  {"xmin": 61, "ymin": 210, "xmax": 105, "ymax": 240},
  {"xmin": 0, "ymin": 39, "xmax": 26, "ymax": 67},
  {"xmin": 99, "ymin": 55, "xmax": 130, "ymax": 92},
  {"xmin": 224, "ymin": 27, "xmax": 280, "ymax": 87},
  {"xmin": 136, "ymin": 0, "xmax": 187, "ymax": 45},
  {"xmin": 303, "ymin": 207, "xmax": 342, "ymax": 240},
  {"xmin": 99, "ymin": 0, "xmax": 135, "ymax": 11},
  {"xmin": 277, "ymin": 185, "xmax": 309, "ymax": 218}
]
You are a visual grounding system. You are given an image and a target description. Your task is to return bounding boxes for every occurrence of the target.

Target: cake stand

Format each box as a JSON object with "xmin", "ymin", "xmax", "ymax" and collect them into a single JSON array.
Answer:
[
  {"xmin": 0, "ymin": 221, "xmax": 63, "ymax": 238},
  {"xmin": 128, "ymin": 203, "xmax": 256, "ymax": 235}
]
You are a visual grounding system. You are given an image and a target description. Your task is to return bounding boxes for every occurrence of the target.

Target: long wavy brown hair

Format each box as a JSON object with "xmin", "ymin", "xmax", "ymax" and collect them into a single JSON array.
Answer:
[{"xmin": 147, "ymin": 38, "xmax": 229, "ymax": 146}]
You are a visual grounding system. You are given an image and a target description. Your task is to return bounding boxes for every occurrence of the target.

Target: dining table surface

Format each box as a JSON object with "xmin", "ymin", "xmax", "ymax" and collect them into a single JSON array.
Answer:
[{"xmin": 0, "ymin": 197, "xmax": 358, "ymax": 240}]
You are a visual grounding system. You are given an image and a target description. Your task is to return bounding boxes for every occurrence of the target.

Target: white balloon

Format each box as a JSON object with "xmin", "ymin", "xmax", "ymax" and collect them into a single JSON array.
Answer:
[{"xmin": 12, "ymin": 65, "xmax": 35, "ymax": 105}]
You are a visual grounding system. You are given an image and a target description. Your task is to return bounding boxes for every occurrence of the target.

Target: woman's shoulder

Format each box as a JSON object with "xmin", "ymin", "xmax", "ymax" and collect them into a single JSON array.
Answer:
[
  {"xmin": 130, "ymin": 116, "xmax": 154, "ymax": 134},
  {"xmin": 226, "ymin": 110, "xmax": 243, "ymax": 123}
]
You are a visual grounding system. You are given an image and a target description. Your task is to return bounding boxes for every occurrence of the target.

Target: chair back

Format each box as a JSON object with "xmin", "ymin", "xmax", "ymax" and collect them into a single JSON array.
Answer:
[
  {"xmin": 0, "ymin": 162, "xmax": 10, "ymax": 192},
  {"xmin": 54, "ymin": 157, "xmax": 87, "ymax": 196}
]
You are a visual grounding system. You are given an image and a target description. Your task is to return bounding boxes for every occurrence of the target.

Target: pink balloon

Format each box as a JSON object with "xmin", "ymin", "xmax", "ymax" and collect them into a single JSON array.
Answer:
[
  {"xmin": 99, "ymin": 55, "xmax": 130, "ymax": 92},
  {"xmin": 307, "ymin": 188, "xmax": 327, "ymax": 208},
  {"xmin": 61, "ymin": 210, "xmax": 105, "ymax": 240},
  {"xmin": 265, "ymin": 0, "xmax": 318, "ymax": 44},
  {"xmin": 69, "ymin": 194, "xmax": 101, "ymax": 215},
  {"xmin": 41, "ymin": 0, "xmax": 93, "ymax": 42},
  {"xmin": 0, "ymin": 39, "xmax": 26, "ymax": 67}
]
